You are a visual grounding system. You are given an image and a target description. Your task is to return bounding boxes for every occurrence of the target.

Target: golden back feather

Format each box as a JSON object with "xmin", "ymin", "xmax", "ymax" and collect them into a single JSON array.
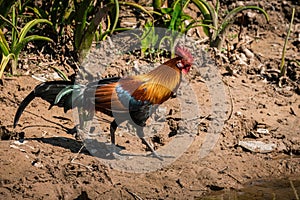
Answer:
[
  {"xmin": 120, "ymin": 57, "xmax": 182, "ymax": 104},
  {"xmin": 93, "ymin": 56, "xmax": 184, "ymax": 115}
]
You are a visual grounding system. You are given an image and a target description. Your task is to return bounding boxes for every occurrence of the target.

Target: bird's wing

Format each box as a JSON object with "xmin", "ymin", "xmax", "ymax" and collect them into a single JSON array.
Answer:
[
  {"xmin": 87, "ymin": 77, "xmax": 129, "ymax": 116},
  {"xmin": 91, "ymin": 75, "xmax": 174, "ymax": 126},
  {"xmin": 116, "ymin": 77, "xmax": 164, "ymax": 126}
]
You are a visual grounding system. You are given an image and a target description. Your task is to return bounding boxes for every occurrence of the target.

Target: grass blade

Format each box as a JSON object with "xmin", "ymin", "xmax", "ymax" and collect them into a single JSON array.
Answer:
[
  {"xmin": 219, "ymin": 5, "xmax": 269, "ymax": 37},
  {"xmin": 119, "ymin": 1, "xmax": 153, "ymax": 20},
  {"xmin": 192, "ymin": 0, "xmax": 217, "ymax": 36},
  {"xmin": 18, "ymin": 19, "xmax": 53, "ymax": 43},
  {"xmin": 14, "ymin": 35, "xmax": 53, "ymax": 56},
  {"xmin": 50, "ymin": 66, "xmax": 69, "ymax": 81},
  {"xmin": 0, "ymin": 29, "xmax": 10, "ymax": 55},
  {"xmin": 279, "ymin": 7, "xmax": 295, "ymax": 77},
  {"xmin": 0, "ymin": 53, "xmax": 15, "ymax": 78}
]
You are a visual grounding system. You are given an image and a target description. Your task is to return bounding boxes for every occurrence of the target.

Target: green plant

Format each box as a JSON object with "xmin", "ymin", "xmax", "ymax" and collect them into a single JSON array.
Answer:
[
  {"xmin": 156, "ymin": 0, "xmax": 190, "ymax": 53},
  {"xmin": 0, "ymin": 3, "xmax": 53, "ymax": 78},
  {"xmin": 279, "ymin": 7, "xmax": 295, "ymax": 78},
  {"xmin": 0, "ymin": 0, "xmax": 17, "ymax": 26},
  {"xmin": 29, "ymin": 0, "xmax": 73, "ymax": 38},
  {"xmin": 140, "ymin": 21, "xmax": 159, "ymax": 56},
  {"xmin": 161, "ymin": 0, "xmax": 190, "ymax": 33},
  {"xmin": 50, "ymin": 66, "xmax": 70, "ymax": 81},
  {"xmin": 138, "ymin": 0, "xmax": 212, "ymax": 56},
  {"xmin": 73, "ymin": 0, "xmax": 127, "ymax": 62},
  {"xmin": 30, "ymin": 0, "xmax": 121, "ymax": 63},
  {"xmin": 192, "ymin": 0, "xmax": 269, "ymax": 49}
]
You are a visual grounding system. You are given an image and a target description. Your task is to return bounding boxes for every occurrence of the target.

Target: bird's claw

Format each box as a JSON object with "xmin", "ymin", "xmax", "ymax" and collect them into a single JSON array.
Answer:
[{"xmin": 149, "ymin": 151, "xmax": 164, "ymax": 161}]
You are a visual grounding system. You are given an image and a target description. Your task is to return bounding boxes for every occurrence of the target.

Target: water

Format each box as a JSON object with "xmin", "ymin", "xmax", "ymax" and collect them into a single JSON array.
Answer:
[{"xmin": 199, "ymin": 178, "xmax": 300, "ymax": 200}]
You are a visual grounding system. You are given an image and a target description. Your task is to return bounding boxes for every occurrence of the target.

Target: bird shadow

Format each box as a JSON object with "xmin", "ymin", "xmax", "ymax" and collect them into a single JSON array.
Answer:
[
  {"xmin": 25, "ymin": 136, "xmax": 163, "ymax": 161},
  {"xmin": 16, "ymin": 113, "xmax": 168, "ymax": 161},
  {"xmin": 25, "ymin": 136, "xmax": 90, "ymax": 155},
  {"xmin": 17, "ymin": 109, "xmax": 75, "ymax": 133},
  {"xmin": 21, "ymin": 124, "xmax": 76, "ymax": 135}
]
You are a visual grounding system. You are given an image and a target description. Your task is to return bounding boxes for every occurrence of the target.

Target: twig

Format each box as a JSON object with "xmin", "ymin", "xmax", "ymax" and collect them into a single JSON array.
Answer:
[
  {"xmin": 125, "ymin": 188, "xmax": 143, "ymax": 200},
  {"xmin": 216, "ymin": 166, "xmax": 242, "ymax": 184},
  {"xmin": 223, "ymin": 80, "xmax": 234, "ymax": 122},
  {"xmin": 226, "ymin": 173, "xmax": 242, "ymax": 184},
  {"xmin": 69, "ymin": 145, "xmax": 93, "ymax": 171},
  {"xmin": 290, "ymin": 180, "xmax": 299, "ymax": 200},
  {"xmin": 71, "ymin": 145, "xmax": 85, "ymax": 162},
  {"xmin": 185, "ymin": 114, "xmax": 210, "ymax": 122}
]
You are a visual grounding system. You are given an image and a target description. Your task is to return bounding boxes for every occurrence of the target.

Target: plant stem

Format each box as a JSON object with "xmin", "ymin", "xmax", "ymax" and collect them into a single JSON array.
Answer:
[
  {"xmin": 290, "ymin": 180, "xmax": 299, "ymax": 200},
  {"xmin": 11, "ymin": 3, "xmax": 17, "ymax": 75},
  {"xmin": 279, "ymin": 7, "xmax": 295, "ymax": 77},
  {"xmin": 110, "ymin": 0, "xmax": 119, "ymax": 35}
]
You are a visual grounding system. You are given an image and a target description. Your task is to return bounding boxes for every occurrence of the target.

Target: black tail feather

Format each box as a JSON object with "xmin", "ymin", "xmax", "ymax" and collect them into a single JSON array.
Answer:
[
  {"xmin": 13, "ymin": 77, "xmax": 121, "ymax": 128},
  {"xmin": 13, "ymin": 91, "xmax": 36, "ymax": 128},
  {"xmin": 13, "ymin": 81, "xmax": 74, "ymax": 128}
]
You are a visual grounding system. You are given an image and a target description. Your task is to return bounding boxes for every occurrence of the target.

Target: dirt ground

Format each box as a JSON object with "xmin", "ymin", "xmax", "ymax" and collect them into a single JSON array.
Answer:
[{"xmin": 0, "ymin": 0, "xmax": 300, "ymax": 199}]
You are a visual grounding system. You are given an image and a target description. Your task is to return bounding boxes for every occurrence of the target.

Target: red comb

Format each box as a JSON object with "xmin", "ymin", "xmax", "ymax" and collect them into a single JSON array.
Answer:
[{"xmin": 175, "ymin": 46, "xmax": 194, "ymax": 63}]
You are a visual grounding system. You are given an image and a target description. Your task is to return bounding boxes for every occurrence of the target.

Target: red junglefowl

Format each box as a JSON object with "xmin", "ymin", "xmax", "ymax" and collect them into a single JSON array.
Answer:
[{"xmin": 13, "ymin": 46, "xmax": 194, "ymax": 159}]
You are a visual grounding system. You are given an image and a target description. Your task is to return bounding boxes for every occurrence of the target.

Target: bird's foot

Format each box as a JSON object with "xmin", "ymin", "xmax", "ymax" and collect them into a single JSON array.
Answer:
[
  {"xmin": 110, "ymin": 152, "xmax": 128, "ymax": 160},
  {"xmin": 149, "ymin": 151, "xmax": 163, "ymax": 161},
  {"xmin": 67, "ymin": 125, "xmax": 78, "ymax": 135},
  {"xmin": 67, "ymin": 125, "xmax": 82, "ymax": 140},
  {"xmin": 140, "ymin": 137, "xmax": 164, "ymax": 161},
  {"xmin": 107, "ymin": 144, "xmax": 128, "ymax": 160}
]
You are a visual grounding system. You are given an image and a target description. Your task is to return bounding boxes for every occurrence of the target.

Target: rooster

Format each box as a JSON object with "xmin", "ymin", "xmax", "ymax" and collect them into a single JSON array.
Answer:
[{"xmin": 13, "ymin": 46, "xmax": 194, "ymax": 159}]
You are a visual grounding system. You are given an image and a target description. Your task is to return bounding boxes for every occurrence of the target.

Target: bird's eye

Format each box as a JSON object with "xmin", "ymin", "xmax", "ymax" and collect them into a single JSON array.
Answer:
[{"xmin": 177, "ymin": 62, "xmax": 184, "ymax": 68}]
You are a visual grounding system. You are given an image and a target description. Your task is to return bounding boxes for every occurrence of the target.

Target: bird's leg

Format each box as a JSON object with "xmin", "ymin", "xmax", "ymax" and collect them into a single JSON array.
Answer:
[
  {"xmin": 110, "ymin": 120, "xmax": 118, "ymax": 145},
  {"xmin": 109, "ymin": 120, "xmax": 126, "ymax": 159},
  {"xmin": 67, "ymin": 125, "xmax": 80, "ymax": 139},
  {"xmin": 69, "ymin": 107, "xmax": 94, "ymax": 140},
  {"xmin": 136, "ymin": 127, "xmax": 163, "ymax": 161},
  {"xmin": 110, "ymin": 120, "xmax": 125, "ymax": 149}
]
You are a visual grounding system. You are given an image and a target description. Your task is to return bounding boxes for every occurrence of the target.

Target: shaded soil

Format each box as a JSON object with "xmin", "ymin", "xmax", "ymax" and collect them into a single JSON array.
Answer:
[{"xmin": 0, "ymin": 0, "xmax": 300, "ymax": 199}]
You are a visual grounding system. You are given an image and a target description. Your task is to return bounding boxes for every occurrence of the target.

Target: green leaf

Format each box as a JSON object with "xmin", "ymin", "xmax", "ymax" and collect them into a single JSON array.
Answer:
[
  {"xmin": 224, "ymin": 5, "xmax": 269, "ymax": 24},
  {"xmin": 181, "ymin": 14, "xmax": 193, "ymax": 20},
  {"xmin": 27, "ymin": 6, "xmax": 47, "ymax": 19},
  {"xmin": 18, "ymin": 19, "xmax": 53, "ymax": 44},
  {"xmin": 74, "ymin": 0, "xmax": 92, "ymax": 51},
  {"xmin": 0, "ymin": 14, "xmax": 19, "ymax": 33},
  {"xmin": 0, "ymin": 0, "xmax": 16, "ymax": 20},
  {"xmin": 141, "ymin": 21, "xmax": 157, "ymax": 55},
  {"xmin": 218, "ymin": 5, "xmax": 269, "ymax": 36},
  {"xmin": 280, "ymin": 7, "xmax": 294, "ymax": 77},
  {"xmin": 191, "ymin": 0, "xmax": 217, "ymax": 36},
  {"xmin": 119, "ymin": 1, "xmax": 153, "ymax": 20},
  {"xmin": 161, "ymin": 8, "xmax": 173, "ymax": 14},
  {"xmin": 0, "ymin": 53, "xmax": 15, "ymax": 78},
  {"xmin": 110, "ymin": 0, "xmax": 120, "ymax": 35},
  {"xmin": 0, "ymin": 29, "xmax": 10, "ymax": 55},
  {"xmin": 184, "ymin": 20, "xmax": 216, "ymax": 33},
  {"xmin": 158, "ymin": 35, "xmax": 173, "ymax": 49},
  {"xmin": 169, "ymin": 0, "xmax": 183, "ymax": 31},
  {"xmin": 212, "ymin": 5, "xmax": 269, "ymax": 49},
  {"xmin": 50, "ymin": 66, "xmax": 69, "ymax": 81},
  {"xmin": 77, "ymin": 4, "xmax": 112, "ymax": 61},
  {"xmin": 14, "ymin": 35, "xmax": 53, "ymax": 57}
]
